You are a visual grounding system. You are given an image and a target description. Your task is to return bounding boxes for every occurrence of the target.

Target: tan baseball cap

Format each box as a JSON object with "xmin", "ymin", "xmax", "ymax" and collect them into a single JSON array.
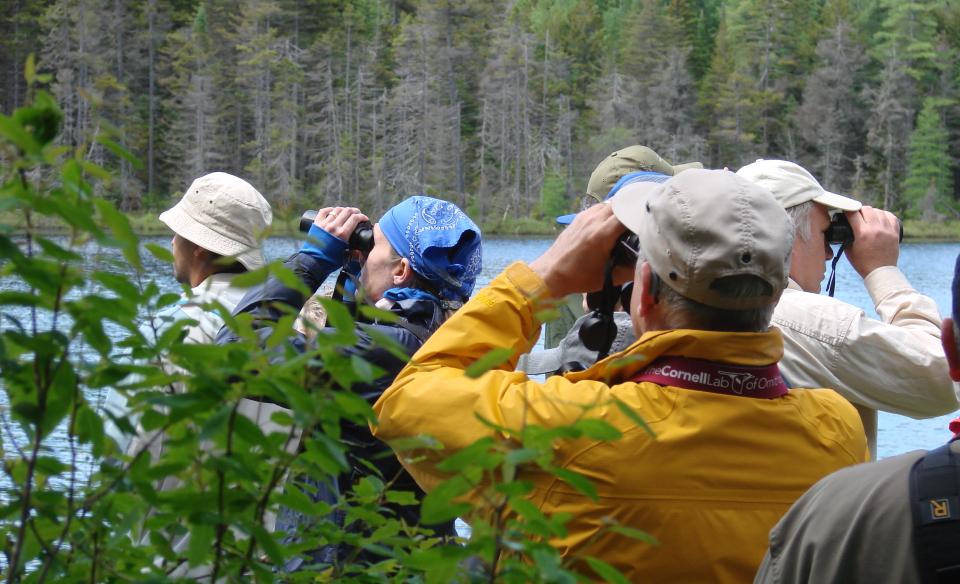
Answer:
[
  {"xmin": 735, "ymin": 159, "xmax": 862, "ymax": 212},
  {"xmin": 586, "ymin": 145, "xmax": 703, "ymax": 203},
  {"xmin": 159, "ymin": 172, "xmax": 273, "ymax": 270},
  {"xmin": 610, "ymin": 169, "xmax": 792, "ymax": 310}
]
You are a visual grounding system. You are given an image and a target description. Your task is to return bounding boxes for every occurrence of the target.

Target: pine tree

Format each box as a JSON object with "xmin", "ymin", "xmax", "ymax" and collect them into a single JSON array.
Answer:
[
  {"xmin": 793, "ymin": 20, "xmax": 867, "ymax": 192},
  {"xmin": 864, "ymin": 54, "xmax": 915, "ymax": 211},
  {"xmin": 903, "ymin": 97, "xmax": 954, "ymax": 219}
]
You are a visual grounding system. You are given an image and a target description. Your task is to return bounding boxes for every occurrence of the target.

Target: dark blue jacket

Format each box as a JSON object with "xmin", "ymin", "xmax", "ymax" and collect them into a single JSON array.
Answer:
[{"xmin": 215, "ymin": 251, "xmax": 456, "ymax": 565}]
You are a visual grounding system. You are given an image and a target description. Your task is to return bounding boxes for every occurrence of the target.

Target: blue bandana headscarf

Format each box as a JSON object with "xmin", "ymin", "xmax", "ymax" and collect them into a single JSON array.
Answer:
[{"xmin": 378, "ymin": 196, "xmax": 483, "ymax": 302}]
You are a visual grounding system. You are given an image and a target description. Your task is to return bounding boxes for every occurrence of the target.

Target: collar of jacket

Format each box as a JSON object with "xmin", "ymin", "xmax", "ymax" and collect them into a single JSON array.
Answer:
[
  {"xmin": 374, "ymin": 294, "xmax": 448, "ymax": 331},
  {"xmin": 563, "ymin": 327, "xmax": 786, "ymax": 385}
]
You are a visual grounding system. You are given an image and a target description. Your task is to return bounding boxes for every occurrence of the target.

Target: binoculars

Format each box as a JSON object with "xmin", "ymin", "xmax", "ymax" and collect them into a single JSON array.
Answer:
[
  {"xmin": 299, "ymin": 210, "xmax": 375, "ymax": 254},
  {"xmin": 825, "ymin": 213, "xmax": 904, "ymax": 246}
]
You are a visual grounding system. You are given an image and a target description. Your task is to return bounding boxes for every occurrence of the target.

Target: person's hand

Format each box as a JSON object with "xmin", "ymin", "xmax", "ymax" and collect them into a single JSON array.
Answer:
[
  {"xmin": 529, "ymin": 203, "xmax": 631, "ymax": 298},
  {"xmin": 313, "ymin": 207, "xmax": 369, "ymax": 242},
  {"xmin": 844, "ymin": 206, "xmax": 900, "ymax": 278}
]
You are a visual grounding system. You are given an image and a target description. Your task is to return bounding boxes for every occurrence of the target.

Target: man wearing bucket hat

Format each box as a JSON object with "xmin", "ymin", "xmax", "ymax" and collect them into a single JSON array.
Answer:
[
  {"xmin": 217, "ymin": 195, "xmax": 482, "ymax": 567},
  {"xmin": 519, "ymin": 145, "xmax": 702, "ymax": 376},
  {"xmin": 374, "ymin": 169, "xmax": 866, "ymax": 582},
  {"xmin": 104, "ymin": 172, "xmax": 272, "ymax": 451},
  {"xmin": 737, "ymin": 160, "xmax": 959, "ymax": 457},
  {"xmin": 101, "ymin": 172, "xmax": 274, "ymax": 578}
]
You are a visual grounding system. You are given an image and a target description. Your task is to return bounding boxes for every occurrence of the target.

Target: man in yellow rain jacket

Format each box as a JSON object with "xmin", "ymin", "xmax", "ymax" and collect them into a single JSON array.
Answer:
[{"xmin": 373, "ymin": 169, "xmax": 868, "ymax": 582}]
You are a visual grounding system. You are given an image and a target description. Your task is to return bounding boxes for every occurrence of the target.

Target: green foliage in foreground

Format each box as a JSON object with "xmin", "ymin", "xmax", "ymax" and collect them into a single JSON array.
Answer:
[{"xmin": 0, "ymin": 88, "xmax": 649, "ymax": 581}]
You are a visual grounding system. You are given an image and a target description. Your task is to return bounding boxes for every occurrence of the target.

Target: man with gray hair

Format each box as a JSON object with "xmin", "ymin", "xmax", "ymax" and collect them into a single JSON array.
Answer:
[
  {"xmin": 373, "ymin": 169, "xmax": 867, "ymax": 582},
  {"xmin": 737, "ymin": 160, "xmax": 959, "ymax": 456}
]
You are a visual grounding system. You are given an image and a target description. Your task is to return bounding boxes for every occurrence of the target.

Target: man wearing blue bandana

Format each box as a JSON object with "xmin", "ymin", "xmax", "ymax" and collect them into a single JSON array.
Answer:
[{"xmin": 216, "ymin": 195, "xmax": 482, "ymax": 568}]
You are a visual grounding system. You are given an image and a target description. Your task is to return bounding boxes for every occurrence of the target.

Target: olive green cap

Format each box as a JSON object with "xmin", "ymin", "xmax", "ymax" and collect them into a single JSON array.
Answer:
[{"xmin": 585, "ymin": 145, "xmax": 703, "ymax": 203}]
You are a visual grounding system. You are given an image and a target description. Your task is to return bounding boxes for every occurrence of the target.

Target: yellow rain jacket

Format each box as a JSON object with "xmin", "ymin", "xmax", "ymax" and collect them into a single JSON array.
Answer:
[{"xmin": 374, "ymin": 263, "xmax": 868, "ymax": 583}]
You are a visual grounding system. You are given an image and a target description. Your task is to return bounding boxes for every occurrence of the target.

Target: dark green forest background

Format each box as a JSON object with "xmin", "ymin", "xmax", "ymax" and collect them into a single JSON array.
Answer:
[{"xmin": 1, "ymin": 0, "xmax": 958, "ymax": 225}]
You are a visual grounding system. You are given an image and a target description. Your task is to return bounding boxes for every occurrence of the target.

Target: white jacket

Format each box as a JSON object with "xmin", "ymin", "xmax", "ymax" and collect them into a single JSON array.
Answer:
[{"xmin": 773, "ymin": 266, "xmax": 959, "ymax": 456}]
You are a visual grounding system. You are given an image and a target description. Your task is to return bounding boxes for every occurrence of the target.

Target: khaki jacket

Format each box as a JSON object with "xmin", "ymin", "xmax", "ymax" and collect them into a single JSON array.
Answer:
[{"xmin": 374, "ymin": 262, "xmax": 868, "ymax": 583}]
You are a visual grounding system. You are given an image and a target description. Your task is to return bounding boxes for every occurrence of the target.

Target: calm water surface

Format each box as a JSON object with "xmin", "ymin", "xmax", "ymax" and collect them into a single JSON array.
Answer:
[{"xmin": 1, "ymin": 237, "xmax": 959, "ymax": 462}]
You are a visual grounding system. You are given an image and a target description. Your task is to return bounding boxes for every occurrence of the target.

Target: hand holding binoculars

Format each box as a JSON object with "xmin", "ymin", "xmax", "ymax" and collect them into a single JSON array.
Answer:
[
  {"xmin": 299, "ymin": 209, "xmax": 375, "ymax": 254},
  {"xmin": 826, "ymin": 212, "xmax": 903, "ymax": 246}
]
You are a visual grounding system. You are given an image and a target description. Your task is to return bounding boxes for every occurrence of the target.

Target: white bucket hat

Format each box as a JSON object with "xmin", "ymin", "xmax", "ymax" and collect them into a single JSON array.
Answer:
[
  {"xmin": 735, "ymin": 159, "xmax": 862, "ymax": 212},
  {"xmin": 159, "ymin": 172, "xmax": 272, "ymax": 270}
]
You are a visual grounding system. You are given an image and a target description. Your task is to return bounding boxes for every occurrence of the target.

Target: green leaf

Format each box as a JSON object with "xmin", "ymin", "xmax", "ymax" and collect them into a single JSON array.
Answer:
[
  {"xmin": 552, "ymin": 467, "xmax": 598, "ymax": 501},
  {"xmin": 585, "ymin": 557, "xmax": 632, "ymax": 584},
  {"xmin": 40, "ymin": 360, "xmax": 77, "ymax": 440},
  {"xmin": 612, "ymin": 397, "xmax": 656, "ymax": 438},
  {"xmin": 94, "ymin": 199, "xmax": 141, "ymax": 270},
  {"xmin": 24, "ymin": 53, "xmax": 35, "ymax": 84},
  {"xmin": 387, "ymin": 435, "xmax": 444, "ymax": 452},
  {"xmin": 145, "ymin": 243, "xmax": 174, "ymax": 263},
  {"xmin": 420, "ymin": 476, "xmax": 473, "ymax": 524},
  {"xmin": 230, "ymin": 267, "xmax": 271, "ymax": 288},
  {"xmin": 436, "ymin": 437, "xmax": 498, "ymax": 472},
  {"xmin": 350, "ymin": 354, "xmax": 375, "ymax": 383},
  {"xmin": 385, "ymin": 490, "xmax": 419, "ymax": 506},
  {"xmin": 317, "ymin": 297, "xmax": 356, "ymax": 335},
  {"xmin": 608, "ymin": 524, "xmax": 659, "ymax": 545},
  {"xmin": 186, "ymin": 522, "xmax": 215, "ymax": 566},
  {"xmin": 251, "ymin": 523, "xmax": 283, "ymax": 564},
  {"xmin": 0, "ymin": 113, "xmax": 40, "ymax": 155},
  {"xmin": 465, "ymin": 347, "xmax": 515, "ymax": 378},
  {"xmin": 96, "ymin": 135, "xmax": 143, "ymax": 169},
  {"xmin": 75, "ymin": 405, "xmax": 105, "ymax": 455},
  {"xmin": 573, "ymin": 418, "xmax": 622, "ymax": 441}
]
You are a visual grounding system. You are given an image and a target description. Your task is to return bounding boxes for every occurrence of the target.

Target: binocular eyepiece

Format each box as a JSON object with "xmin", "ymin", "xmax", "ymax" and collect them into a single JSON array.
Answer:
[
  {"xmin": 299, "ymin": 210, "xmax": 375, "ymax": 254},
  {"xmin": 612, "ymin": 233, "xmax": 640, "ymax": 266},
  {"xmin": 825, "ymin": 213, "xmax": 904, "ymax": 246}
]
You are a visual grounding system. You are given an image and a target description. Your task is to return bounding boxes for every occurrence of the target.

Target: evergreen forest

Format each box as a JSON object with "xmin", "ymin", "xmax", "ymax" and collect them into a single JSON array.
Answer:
[{"xmin": 1, "ymin": 0, "xmax": 958, "ymax": 224}]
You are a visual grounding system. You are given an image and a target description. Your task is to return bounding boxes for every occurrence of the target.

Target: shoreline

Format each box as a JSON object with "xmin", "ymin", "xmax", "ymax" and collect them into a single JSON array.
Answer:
[
  {"xmin": 3, "ymin": 212, "xmax": 959, "ymax": 241},
  {"xmin": 1, "ymin": 211, "xmax": 563, "ymax": 237}
]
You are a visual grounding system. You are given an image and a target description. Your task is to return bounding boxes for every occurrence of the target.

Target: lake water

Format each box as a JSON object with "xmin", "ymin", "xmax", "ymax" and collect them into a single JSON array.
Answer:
[{"xmin": 2, "ymin": 236, "xmax": 959, "ymax": 461}]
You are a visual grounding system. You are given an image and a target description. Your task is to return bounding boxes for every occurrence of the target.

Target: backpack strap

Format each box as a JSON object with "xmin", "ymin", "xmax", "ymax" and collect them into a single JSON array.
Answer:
[
  {"xmin": 910, "ymin": 439, "xmax": 960, "ymax": 583},
  {"xmin": 394, "ymin": 319, "xmax": 431, "ymax": 344}
]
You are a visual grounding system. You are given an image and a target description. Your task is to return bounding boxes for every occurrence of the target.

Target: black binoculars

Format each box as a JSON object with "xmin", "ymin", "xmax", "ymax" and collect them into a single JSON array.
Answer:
[
  {"xmin": 299, "ymin": 210, "xmax": 375, "ymax": 254},
  {"xmin": 825, "ymin": 213, "xmax": 904, "ymax": 246},
  {"xmin": 612, "ymin": 233, "xmax": 640, "ymax": 266}
]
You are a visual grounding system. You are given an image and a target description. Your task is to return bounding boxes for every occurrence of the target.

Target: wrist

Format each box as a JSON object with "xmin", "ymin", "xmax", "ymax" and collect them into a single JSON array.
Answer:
[
  {"xmin": 528, "ymin": 258, "xmax": 567, "ymax": 299},
  {"xmin": 302, "ymin": 224, "xmax": 348, "ymax": 266}
]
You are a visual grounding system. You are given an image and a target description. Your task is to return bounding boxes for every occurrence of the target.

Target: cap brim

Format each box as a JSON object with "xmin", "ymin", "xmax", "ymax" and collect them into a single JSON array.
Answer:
[
  {"xmin": 609, "ymin": 181, "xmax": 663, "ymax": 234},
  {"xmin": 813, "ymin": 191, "xmax": 862, "ymax": 212},
  {"xmin": 519, "ymin": 347, "xmax": 564, "ymax": 375},
  {"xmin": 671, "ymin": 161, "xmax": 704, "ymax": 174}
]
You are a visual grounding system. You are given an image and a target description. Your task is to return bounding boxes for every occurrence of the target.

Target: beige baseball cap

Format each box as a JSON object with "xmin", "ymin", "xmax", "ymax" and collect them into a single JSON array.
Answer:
[
  {"xmin": 159, "ymin": 172, "xmax": 272, "ymax": 270},
  {"xmin": 586, "ymin": 145, "xmax": 703, "ymax": 203},
  {"xmin": 735, "ymin": 159, "xmax": 862, "ymax": 212},
  {"xmin": 610, "ymin": 169, "xmax": 793, "ymax": 310}
]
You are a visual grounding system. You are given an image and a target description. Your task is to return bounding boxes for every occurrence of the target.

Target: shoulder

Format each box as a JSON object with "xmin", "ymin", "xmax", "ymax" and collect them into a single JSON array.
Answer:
[
  {"xmin": 773, "ymin": 289, "xmax": 863, "ymax": 343},
  {"xmin": 786, "ymin": 388, "xmax": 868, "ymax": 456}
]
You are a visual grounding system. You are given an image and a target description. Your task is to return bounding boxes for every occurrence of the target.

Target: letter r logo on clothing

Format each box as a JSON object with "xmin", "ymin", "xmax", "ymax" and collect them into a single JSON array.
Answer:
[{"xmin": 930, "ymin": 498, "xmax": 951, "ymax": 519}]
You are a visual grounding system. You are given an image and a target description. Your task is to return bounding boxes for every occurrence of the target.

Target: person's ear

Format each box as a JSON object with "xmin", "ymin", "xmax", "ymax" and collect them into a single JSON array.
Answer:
[
  {"xmin": 941, "ymin": 318, "xmax": 960, "ymax": 381},
  {"xmin": 393, "ymin": 257, "xmax": 415, "ymax": 287},
  {"xmin": 638, "ymin": 262, "xmax": 658, "ymax": 318}
]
